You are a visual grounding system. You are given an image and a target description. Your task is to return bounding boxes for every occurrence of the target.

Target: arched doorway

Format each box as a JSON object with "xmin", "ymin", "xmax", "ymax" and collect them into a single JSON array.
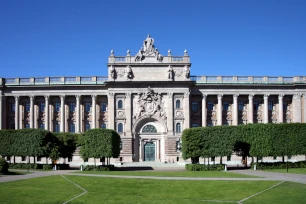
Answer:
[{"xmin": 144, "ymin": 142, "xmax": 155, "ymax": 161}]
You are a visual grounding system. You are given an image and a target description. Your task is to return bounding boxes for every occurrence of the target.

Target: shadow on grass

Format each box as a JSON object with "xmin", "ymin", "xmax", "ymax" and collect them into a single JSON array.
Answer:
[{"xmin": 115, "ymin": 166, "xmax": 154, "ymax": 171}]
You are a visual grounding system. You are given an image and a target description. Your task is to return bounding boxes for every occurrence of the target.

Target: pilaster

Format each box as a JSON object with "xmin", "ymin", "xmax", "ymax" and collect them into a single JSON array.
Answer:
[
  {"xmin": 233, "ymin": 94, "xmax": 239, "ymax": 126},
  {"xmin": 278, "ymin": 94, "xmax": 284, "ymax": 123},
  {"xmin": 91, "ymin": 95, "xmax": 97, "ymax": 129},
  {"xmin": 167, "ymin": 92, "xmax": 173, "ymax": 135},
  {"xmin": 108, "ymin": 93, "xmax": 115, "ymax": 130},
  {"xmin": 292, "ymin": 94, "xmax": 302, "ymax": 122},
  {"xmin": 60, "ymin": 95, "xmax": 65, "ymax": 132},
  {"xmin": 125, "ymin": 93, "xmax": 132, "ymax": 137},
  {"xmin": 263, "ymin": 94, "xmax": 269, "ymax": 124}
]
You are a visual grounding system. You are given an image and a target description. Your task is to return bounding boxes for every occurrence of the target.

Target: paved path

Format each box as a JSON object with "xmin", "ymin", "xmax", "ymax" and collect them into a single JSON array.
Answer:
[{"xmin": 1, "ymin": 169, "xmax": 306, "ymax": 184}]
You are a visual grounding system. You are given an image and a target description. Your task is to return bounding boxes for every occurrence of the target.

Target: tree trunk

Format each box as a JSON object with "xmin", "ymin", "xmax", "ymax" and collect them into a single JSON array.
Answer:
[
  {"xmin": 94, "ymin": 158, "xmax": 96, "ymax": 166},
  {"xmin": 282, "ymin": 156, "xmax": 285, "ymax": 162},
  {"xmin": 34, "ymin": 157, "xmax": 36, "ymax": 164},
  {"xmin": 14, "ymin": 156, "xmax": 16, "ymax": 164}
]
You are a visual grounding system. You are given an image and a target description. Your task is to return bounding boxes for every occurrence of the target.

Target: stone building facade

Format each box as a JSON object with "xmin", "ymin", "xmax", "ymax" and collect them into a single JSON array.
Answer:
[{"xmin": 1, "ymin": 35, "xmax": 306, "ymax": 165}]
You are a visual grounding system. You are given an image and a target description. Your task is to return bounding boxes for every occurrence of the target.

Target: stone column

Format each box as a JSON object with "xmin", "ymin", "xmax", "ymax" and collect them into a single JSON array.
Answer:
[
  {"xmin": 139, "ymin": 139, "xmax": 143, "ymax": 162},
  {"xmin": 156, "ymin": 139, "xmax": 160, "ymax": 161},
  {"xmin": 60, "ymin": 95, "xmax": 65, "ymax": 132},
  {"xmin": 30, "ymin": 96, "xmax": 34, "ymax": 128},
  {"xmin": 45, "ymin": 96, "xmax": 49, "ymax": 130},
  {"xmin": 263, "ymin": 94, "xmax": 269, "ymax": 124},
  {"xmin": 217, "ymin": 94, "xmax": 223, "ymax": 126},
  {"xmin": 248, "ymin": 95, "xmax": 254, "ymax": 124},
  {"xmin": 91, "ymin": 95, "xmax": 97, "ymax": 129},
  {"xmin": 125, "ymin": 93, "xmax": 132, "ymax": 137},
  {"xmin": 292, "ymin": 94, "xmax": 302, "ymax": 123},
  {"xmin": 0, "ymin": 94, "xmax": 2, "ymax": 130},
  {"xmin": 183, "ymin": 92, "xmax": 190, "ymax": 129},
  {"xmin": 107, "ymin": 93, "xmax": 115, "ymax": 129},
  {"xmin": 15, "ymin": 96, "xmax": 19, "ymax": 130},
  {"xmin": 233, "ymin": 94, "xmax": 239, "ymax": 126},
  {"xmin": 278, "ymin": 94, "xmax": 284, "ymax": 123},
  {"xmin": 76, "ymin": 95, "xmax": 81, "ymax": 133},
  {"xmin": 202, "ymin": 94, "xmax": 207, "ymax": 127},
  {"xmin": 167, "ymin": 93, "xmax": 173, "ymax": 135}
]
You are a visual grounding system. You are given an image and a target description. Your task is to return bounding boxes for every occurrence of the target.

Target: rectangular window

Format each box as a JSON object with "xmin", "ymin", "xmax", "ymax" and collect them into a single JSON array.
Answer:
[
  {"xmin": 37, "ymin": 157, "xmax": 41, "ymax": 162},
  {"xmin": 21, "ymin": 156, "xmax": 26, "ymax": 162},
  {"xmin": 101, "ymin": 123, "xmax": 106, "ymax": 129},
  {"xmin": 208, "ymin": 102, "xmax": 214, "ymax": 111},
  {"xmin": 39, "ymin": 123, "xmax": 45, "ymax": 130},
  {"xmin": 11, "ymin": 103, "xmax": 15, "ymax": 112},
  {"xmin": 192, "ymin": 124, "xmax": 199, "ymax": 128},
  {"xmin": 223, "ymin": 101, "xmax": 229, "ymax": 111},
  {"xmin": 273, "ymin": 156, "xmax": 277, "ymax": 160},
  {"xmin": 227, "ymin": 156, "xmax": 231, "ymax": 161},
  {"xmin": 10, "ymin": 124, "xmax": 15, "ymax": 129},
  {"xmin": 85, "ymin": 102, "xmax": 91, "ymax": 112},
  {"xmin": 254, "ymin": 101, "xmax": 260, "ymax": 111},
  {"xmin": 69, "ymin": 124, "xmax": 75, "ymax": 133},
  {"xmin": 238, "ymin": 101, "xmax": 244, "ymax": 111},
  {"xmin": 101, "ymin": 102, "xmax": 107, "ymax": 112},
  {"xmin": 85, "ymin": 122, "xmax": 90, "ymax": 131},
  {"xmin": 69, "ymin": 103, "xmax": 76, "ymax": 112},
  {"xmin": 25, "ymin": 102, "xmax": 30, "ymax": 112},
  {"xmin": 39, "ymin": 102, "xmax": 45, "ymax": 112},
  {"xmin": 25, "ymin": 123, "xmax": 30, "ymax": 129},
  {"xmin": 54, "ymin": 123, "xmax": 60, "ymax": 133},
  {"xmin": 283, "ymin": 102, "xmax": 288, "ymax": 111},
  {"xmin": 208, "ymin": 123, "xmax": 213, "ymax": 127},
  {"xmin": 55, "ymin": 102, "xmax": 60, "ymax": 112},
  {"xmin": 268, "ymin": 101, "xmax": 273, "ymax": 111},
  {"xmin": 191, "ymin": 102, "xmax": 198, "ymax": 112},
  {"xmin": 211, "ymin": 157, "xmax": 215, "ymax": 162},
  {"xmin": 6, "ymin": 156, "xmax": 10, "ymax": 161}
]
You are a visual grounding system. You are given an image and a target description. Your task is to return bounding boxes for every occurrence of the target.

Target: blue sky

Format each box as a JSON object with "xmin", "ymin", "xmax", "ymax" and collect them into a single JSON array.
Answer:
[{"xmin": 0, "ymin": 0, "xmax": 305, "ymax": 78}]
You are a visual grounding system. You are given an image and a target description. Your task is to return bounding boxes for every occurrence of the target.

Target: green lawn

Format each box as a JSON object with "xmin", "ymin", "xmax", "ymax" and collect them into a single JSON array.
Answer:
[
  {"xmin": 74, "ymin": 170, "xmax": 259, "ymax": 178},
  {"xmin": 0, "ymin": 175, "xmax": 305, "ymax": 203},
  {"xmin": 264, "ymin": 168, "xmax": 306, "ymax": 174}
]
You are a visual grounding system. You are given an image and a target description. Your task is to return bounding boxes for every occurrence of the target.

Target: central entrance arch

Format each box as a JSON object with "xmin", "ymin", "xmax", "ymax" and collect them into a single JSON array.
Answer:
[{"xmin": 132, "ymin": 116, "xmax": 167, "ymax": 162}]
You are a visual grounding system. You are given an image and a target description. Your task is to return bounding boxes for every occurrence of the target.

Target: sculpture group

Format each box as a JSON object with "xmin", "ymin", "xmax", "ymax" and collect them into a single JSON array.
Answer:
[{"xmin": 135, "ymin": 34, "xmax": 163, "ymax": 62}]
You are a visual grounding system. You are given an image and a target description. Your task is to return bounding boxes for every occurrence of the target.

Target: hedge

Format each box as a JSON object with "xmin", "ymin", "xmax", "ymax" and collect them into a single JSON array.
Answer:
[
  {"xmin": 0, "ymin": 158, "xmax": 9, "ymax": 174},
  {"xmin": 185, "ymin": 164, "xmax": 225, "ymax": 171},
  {"xmin": 81, "ymin": 165, "xmax": 115, "ymax": 171},
  {"xmin": 251, "ymin": 161, "xmax": 306, "ymax": 170},
  {"xmin": 8, "ymin": 163, "xmax": 70, "ymax": 170}
]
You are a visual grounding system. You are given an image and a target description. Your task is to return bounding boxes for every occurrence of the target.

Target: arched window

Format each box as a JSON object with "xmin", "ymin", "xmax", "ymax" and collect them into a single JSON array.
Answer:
[
  {"xmin": 142, "ymin": 125, "xmax": 157, "ymax": 133},
  {"xmin": 118, "ymin": 123, "xmax": 123, "ymax": 133},
  {"xmin": 176, "ymin": 100, "xmax": 180, "ymax": 109},
  {"xmin": 176, "ymin": 123, "xmax": 181, "ymax": 133},
  {"xmin": 118, "ymin": 100, "xmax": 123, "ymax": 109}
]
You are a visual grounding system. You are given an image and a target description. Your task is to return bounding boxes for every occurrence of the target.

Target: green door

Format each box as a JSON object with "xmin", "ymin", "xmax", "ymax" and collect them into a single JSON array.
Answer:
[{"xmin": 144, "ymin": 142, "xmax": 155, "ymax": 161}]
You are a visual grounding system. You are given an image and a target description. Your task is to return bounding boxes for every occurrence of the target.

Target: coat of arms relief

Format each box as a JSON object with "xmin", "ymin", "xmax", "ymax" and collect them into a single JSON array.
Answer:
[{"xmin": 133, "ymin": 87, "xmax": 167, "ymax": 122}]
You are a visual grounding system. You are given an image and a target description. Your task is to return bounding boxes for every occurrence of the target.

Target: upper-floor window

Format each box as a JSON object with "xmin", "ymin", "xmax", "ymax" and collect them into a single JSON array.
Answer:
[
  {"xmin": 268, "ymin": 101, "xmax": 273, "ymax": 111},
  {"xmin": 54, "ymin": 123, "xmax": 60, "ymax": 133},
  {"xmin": 283, "ymin": 102, "xmax": 288, "ymax": 111},
  {"xmin": 238, "ymin": 101, "xmax": 244, "ymax": 111},
  {"xmin": 55, "ymin": 102, "xmax": 60, "ymax": 112},
  {"xmin": 118, "ymin": 100, "xmax": 123, "ymax": 109},
  {"xmin": 101, "ymin": 123, "xmax": 106, "ymax": 129},
  {"xmin": 10, "ymin": 103, "xmax": 15, "ymax": 112},
  {"xmin": 208, "ymin": 101, "xmax": 214, "ymax": 111},
  {"xmin": 85, "ymin": 122, "xmax": 90, "ymax": 131},
  {"xmin": 191, "ymin": 102, "xmax": 198, "ymax": 112},
  {"xmin": 175, "ymin": 100, "xmax": 181, "ymax": 109},
  {"xmin": 207, "ymin": 123, "xmax": 213, "ymax": 127},
  {"xmin": 39, "ymin": 102, "xmax": 45, "ymax": 112},
  {"xmin": 69, "ymin": 124, "xmax": 75, "ymax": 133},
  {"xmin": 85, "ymin": 102, "xmax": 91, "ymax": 112},
  {"xmin": 101, "ymin": 102, "xmax": 107, "ymax": 112},
  {"xmin": 25, "ymin": 123, "xmax": 30, "ymax": 129},
  {"xmin": 142, "ymin": 125, "xmax": 157, "ymax": 133},
  {"xmin": 254, "ymin": 101, "xmax": 260, "ymax": 111},
  {"xmin": 176, "ymin": 123, "xmax": 181, "ymax": 133},
  {"xmin": 25, "ymin": 102, "xmax": 30, "ymax": 112},
  {"xmin": 69, "ymin": 102, "xmax": 76, "ymax": 112},
  {"xmin": 192, "ymin": 123, "xmax": 199, "ymax": 128},
  {"xmin": 223, "ymin": 101, "xmax": 229, "ymax": 111},
  {"xmin": 39, "ymin": 123, "xmax": 45, "ymax": 130},
  {"xmin": 118, "ymin": 123, "xmax": 123, "ymax": 133}
]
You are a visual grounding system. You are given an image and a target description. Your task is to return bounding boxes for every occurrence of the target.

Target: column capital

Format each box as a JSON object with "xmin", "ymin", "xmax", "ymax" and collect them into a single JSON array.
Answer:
[
  {"xmin": 14, "ymin": 96, "xmax": 19, "ymax": 101},
  {"xmin": 44, "ymin": 95, "xmax": 50, "ymax": 100},
  {"xmin": 75, "ymin": 95, "xmax": 81, "ymax": 100},
  {"xmin": 108, "ymin": 93, "xmax": 114, "ymax": 98},
  {"xmin": 167, "ymin": 92, "xmax": 173, "ymax": 98},
  {"xmin": 125, "ymin": 93, "xmax": 131, "ymax": 98},
  {"xmin": 217, "ymin": 94, "xmax": 223, "ymax": 100},
  {"xmin": 91, "ymin": 95, "xmax": 97, "ymax": 100},
  {"xmin": 29, "ymin": 95, "xmax": 35, "ymax": 100},
  {"xmin": 293, "ymin": 93, "xmax": 301, "ymax": 99},
  {"xmin": 201, "ymin": 93, "xmax": 207, "ymax": 99},
  {"xmin": 278, "ymin": 94, "xmax": 284, "ymax": 100},
  {"xmin": 263, "ymin": 94, "xmax": 269, "ymax": 100},
  {"xmin": 60, "ymin": 95, "xmax": 65, "ymax": 100},
  {"xmin": 233, "ymin": 94, "xmax": 239, "ymax": 100},
  {"xmin": 248, "ymin": 94, "xmax": 254, "ymax": 100},
  {"xmin": 184, "ymin": 92, "xmax": 190, "ymax": 98}
]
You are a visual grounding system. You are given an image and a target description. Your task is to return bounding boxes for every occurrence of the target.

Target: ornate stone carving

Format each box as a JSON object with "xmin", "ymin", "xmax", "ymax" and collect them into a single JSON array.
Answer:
[
  {"xmin": 134, "ymin": 35, "xmax": 163, "ymax": 62},
  {"xmin": 257, "ymin": 110, "xmax": 262, "ymax": 123},
  {"xmin": 110, "ymin": 66, "xmax": 116, "ymax": 79},
  {"xmin": 125, "ymin": 65, "xmax": 133, "ymax": 79},
  {"xmin": 175, "ymin": 110, "xmax": 183, "ymax": 118},
  {"xmin": 286, "ymin": 109, "xmax": 291, "ymax": 123},
  {"xmin": 242, "ymin": 108, "xmax": 248, "ymax": 124},
  {"xmin": 168, "ymin": 65, "xmax": 173, "ymax": 80},
  {"xmin": 117, "ymin": 111, "xmax": 125, "ymax": 118},
  {"xmin": 271, "ymin": 107, "xmax": 277, "ymax": 123},
  {"xmin": 184, "ymin": 65, "xmax": 190, "ymax": 79},
  {"xmin": 133, "ymin": 86, "xmax": 166, "ymax": 121}
]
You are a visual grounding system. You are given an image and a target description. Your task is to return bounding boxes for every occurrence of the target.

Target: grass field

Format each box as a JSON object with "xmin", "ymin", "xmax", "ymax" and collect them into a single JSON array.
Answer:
[
  {"xmin": 1, "ymin": 175, "xmax": 306, "ymax": 203},
  {"xmin": 75, "ymin": 170, "xmax": 259, "ymax": 178},
  {"xmin": 264, "ymin": 168, "xmax": 306, "ymax": 174}
]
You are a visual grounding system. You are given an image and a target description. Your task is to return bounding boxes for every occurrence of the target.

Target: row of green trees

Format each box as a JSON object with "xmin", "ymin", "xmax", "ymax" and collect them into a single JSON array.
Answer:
[
  {"xmin": 0, "ymin": 128, "xmax": 121, "ymax": 165},
  {"xmin": 182, "ymin": 123, "xmax": 306, "ymax": 163}
]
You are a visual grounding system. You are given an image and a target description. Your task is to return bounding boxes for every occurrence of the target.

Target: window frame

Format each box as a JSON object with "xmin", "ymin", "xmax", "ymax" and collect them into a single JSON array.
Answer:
[{"xmin": 175, "ymin": 100, "xmax": 181, "ymax": 109}]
